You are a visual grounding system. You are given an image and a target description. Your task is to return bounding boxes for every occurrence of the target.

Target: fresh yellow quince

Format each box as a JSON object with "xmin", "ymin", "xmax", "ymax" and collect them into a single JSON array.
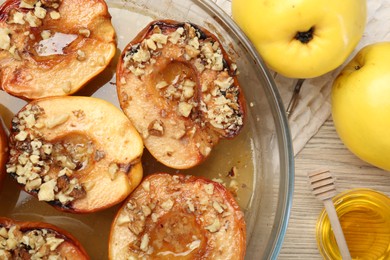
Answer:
[
  {"xmin": 332, "ymin": 42, "xmax": 390, "ymax": 171},
  {"xmin": 232, "ymin": 0, "xmax": 367, "ymax": 78}
]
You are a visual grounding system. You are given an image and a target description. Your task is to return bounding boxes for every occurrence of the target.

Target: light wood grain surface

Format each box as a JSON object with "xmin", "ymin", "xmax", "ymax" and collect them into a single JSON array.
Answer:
[{"xmin": 278, "ymin": 116, "xmax": 390, "ymax": 259}]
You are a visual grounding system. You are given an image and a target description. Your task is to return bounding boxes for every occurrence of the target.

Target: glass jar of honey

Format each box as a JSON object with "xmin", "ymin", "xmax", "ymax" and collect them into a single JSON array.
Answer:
[{"xmin": 316, "ymin": 188, "xmax": 390, "ymax": 259}]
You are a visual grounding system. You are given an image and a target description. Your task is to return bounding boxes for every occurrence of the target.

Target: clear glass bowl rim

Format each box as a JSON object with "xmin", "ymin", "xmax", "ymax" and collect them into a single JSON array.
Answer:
[{"xmin": 197, "ymin": 0, "xmax": 295, "ymax": 259}]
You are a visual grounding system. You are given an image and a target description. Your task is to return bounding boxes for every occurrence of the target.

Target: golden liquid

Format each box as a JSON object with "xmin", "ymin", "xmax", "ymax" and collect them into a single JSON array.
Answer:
[
  {"xmin": 0, "ymin": 6, "xmax": 256, "ymax": 260},
  {"xmin": 317, "ymin": 189, "xmax": 390, "ymax": 260}
]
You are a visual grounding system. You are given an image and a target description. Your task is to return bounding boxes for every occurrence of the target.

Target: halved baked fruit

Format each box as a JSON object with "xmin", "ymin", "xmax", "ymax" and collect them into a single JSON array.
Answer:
[
  {"xmin": 0, "ymin": 0, "xmax": 116, "ymax": 100},
  {"xmin": 0, "ymin": 217, "xmax": 89, "ymax": 259},
  {"xmin": 109, "ymin": 173, "xmax": 246, "ymax": 259},
  {"xmin": 116, "ymin": 20, "xmax": 246, "ymax": 169},
  {"xmin": 6, "ymin": 96, "xmax": 144, "ymax": 213},
  {"xmin": 0, "ymin": 119, "xmax": 8, "ymax": 186}
]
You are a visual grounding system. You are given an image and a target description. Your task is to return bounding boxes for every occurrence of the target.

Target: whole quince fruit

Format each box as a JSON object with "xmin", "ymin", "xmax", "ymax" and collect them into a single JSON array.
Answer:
[
  {"xmin": 232, "ymin": 0, "xmax": 367, "ymax": 78},
  {"xmin": 332, "ymin": 42, "xmax": 390, "ymax": 171}
]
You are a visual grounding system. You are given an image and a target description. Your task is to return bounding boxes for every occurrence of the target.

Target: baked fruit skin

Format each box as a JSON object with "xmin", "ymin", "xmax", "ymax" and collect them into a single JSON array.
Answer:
[
  {"xmin": 0, "ymin": 216, "xmax": 89, "ymax": 259},
  {"xmin": 6, "ymin": 96, "xmax": 144, "ymax": 213},
  {"xmin": 109, "ymin": 173, "xmax": 246, "ymax": 260},
  {"xmin": 0, "ymin": 119, "xmax": 8, "ymax": 186},
  {"xmin": 117, "ymin": 20, "xmax": 246, "ymax": 170},
  {"xmin": 0, "ymin": 0, "xmax": 116, "ymax": 100}
]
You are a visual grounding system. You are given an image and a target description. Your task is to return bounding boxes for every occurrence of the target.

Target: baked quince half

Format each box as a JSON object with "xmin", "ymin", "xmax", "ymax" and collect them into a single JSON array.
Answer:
[
  {"xmin": 0, "ymin": 0, "xmax": 116, "ymax": 100},
  {"xmin": 109, "ymin": 173, "xmax": 246, "ymax": 260},
  {"xmin": 117, "ymin": 20, "xmax": 246, "ymax": 169},
  {"xmin": 6, "ymin": 96, "xmax": 144, "ymax": 213},
  {"xmin": 0, "ymin": 119, "xmax": 8, "ymax": 185},
  {"xmin": 0, "ymin": 217, "xmax": 89, "ymax": 259}
]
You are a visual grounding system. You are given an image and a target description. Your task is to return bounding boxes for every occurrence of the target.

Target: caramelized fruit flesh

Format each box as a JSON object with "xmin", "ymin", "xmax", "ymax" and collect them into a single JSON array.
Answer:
[
  {"xmin": 0, "ymin": 0, "xmax": 116, "ymax": 100},
  {"xmin": 117, "ymin": 20, "xmax": 246, "ymax": 169},
  {"xmin": 6, "ymin": 96, "xmax": 144, "ymax": 213},
  {"xmin": 109, "ymin": 173, "xmax": 246, "ymax": 260}
]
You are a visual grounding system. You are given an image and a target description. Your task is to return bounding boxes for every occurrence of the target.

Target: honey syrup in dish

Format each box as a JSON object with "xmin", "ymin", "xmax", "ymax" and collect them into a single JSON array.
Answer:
[
  {"xmin": 0, "ymin": 3, "xmax": 258, "ymax": 259},
  {"xmin": 316, "ymin": 189, "xmax": 390, "ymax": 260}
]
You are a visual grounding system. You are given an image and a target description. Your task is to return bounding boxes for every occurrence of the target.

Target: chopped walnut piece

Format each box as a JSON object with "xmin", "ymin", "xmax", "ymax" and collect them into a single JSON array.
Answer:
[
  {"xmin": 156, "ymin": 81, "xmax": 168, "ymax": 89},
  {"xmin": 185, "ymin": 44, "xmax": 200, "ymax": 59},
  {"xmin": 49, "ymin": 11, "xmax": 61, "ymax": 20},
  {"xmin": 41, "ymin": 30, "xmax": 51, "ymax": 40},
  {"xmin": 0, "ymin": 224, "xmax": 66, "ymax": 259},
  {"xmin": 76, "ymin": 50, "xmax": 86, "ymax": 61},
  {"xmin": 19, "ymin": 0, "xmax": 36, "ymax": 9},
  {"xmin": 108, "ymin": 163, "xmax": 119, "ymax": 180},
  {"xmin": 161, "ymin": 199, "xmax": 174, "ymax": 211},
  {"xmin": 79, "ymin": 28, "xmax": 90, "ymax": 38},
  {"xmin": 38, "ymin": 179, "xmax": 57, "ymax": 201},
  {"xmin": 204, "ymin": 183, "xmax": 214, "ymax": 195},
  {"xmin": 118, "ymin": 21, "xmax": 245, "ymax": 169},
  {"xmin": 34, "ymin": 5, "xmax": 47, "ymax": 19},
  {"xmin": 140, "ymin": 234, "xmax": 150, "ymax": 252},
  {"xmin": 8, "ymin": 12, "xmax": 25, "ymax": 25},
  {"xmin": 148, "ymin": 120, "xmax": 164, "ymax": 137},
  {"xmin": 41, "ymin": 0, "xmax": 61, "ymax": 9},
  {"xmin": 205, "ymin": 218, "xmax": 221, "ymax": 233},
  {"xmin": 6, "ymin": 104, "xmax": 89, "ymax": 208},
  {"xmin": 25, "ymin": 11, "xmax": 42, "ymax": 27},
  {"xmin": 178, "ymin": 102, "xmax": 193, "ymax": 117}
]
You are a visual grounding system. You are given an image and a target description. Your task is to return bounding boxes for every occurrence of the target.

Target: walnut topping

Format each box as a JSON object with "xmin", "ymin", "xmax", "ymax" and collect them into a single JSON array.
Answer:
[
  {"xmin": 150, "ymin": 33, "xmax": 168, "ymax": 45},
  {"xmin": 178, "ymin": 102, "xmax": 193, "ymax": 117},
  {"xmin": 6, "ymin": 104, "xmax": 88, "ymax": 206},
  {"xmin": 148, "ymin": 119, "xmax": 164, "ymax": 137},
  {"xmin": 0, "ymin": 225, "xmax": 65, "ymax": 259},
  {"xmin": 205, "ymin": 218, "xmax": 221, "ymax": 233},
  {"xmin": 40, "ymin": 0, "xmax": 61, "ymax": 9},
  {"xmin": 78, "ymin": 28, "xmax": 90, "ymax": 38},
  {"xmin": 156, "ymin": 81, "xmax": 168, "ymax": 89},
  {"xmin": 94, "ymin": 150, "xmax": 105, "ymax": 162},
  {"xmin": 20, "ymin": 0, "xmax": 36, "ymax": 9},
  {"xmin": 122, "ymin": 22, "xmax": 244, "ymax": 138},
  {"xmin": 204, "ymin": 183, "xmax": 214, "ymax": 195},
  {"xmin": 116, "ymin": 214, "xmax": 132, "ymax": 226},
  {"xmin": 38, "ymin": 179, "xmax": 57, "ymax": 201},
  {"xmin": 76, "ymin": 50, "xmax": 86, "ymax": 61},
  {"xmin": 161, "ymin": 199, "xmax": 174, "ymax": 211},
  {"xmin": 169, "ymin": 27, "xmax": 184, "ymax": 42},
  {"xmin": 132, "ymin": 45, "xmax": 151, "ymax": 64},
  {"xmin": 34, "ymin": 5, "xmax": 47, "ymax": 19},
  {"xmin": 140, "ymin": 234, "xmax": 150, "ymax": 252},
  {"xmin": 141, "ymin": 181, "xmax": 150, "ymax": 192},
  {"xmin": 212, "ymin": 201, "xmax": 224, "ymax": 214},
  {"xmin": 228, "ymin": 180, "xmax": 240, "ymax": 197},
  {"xmin": 49, "ymin": 11, "xmax": 61, "ymax": 20},
  {"xmin": 112, "ymin": 174, "xmax": 246, "ymax": 259},
  {"xmin": 25, "ymin": 11, "xmax": 42, "ymax": 27},
  {"xmin": 8, "ymin": 12, "xmax": 25, "ymax": 25},
  {"xmin": 0, "ymin": 28, "xmax": 12, "ymax": 51},
  {"xmin": 200, "ymin": 146, "xmax": 211, "ymax": 157},
  {"xmin": 108, "ymin": 163, "xmax": 119, "ymax": 180},
  {"xmin": 41, "ymin": 30, "xmax": 51, "ymax": 40}
]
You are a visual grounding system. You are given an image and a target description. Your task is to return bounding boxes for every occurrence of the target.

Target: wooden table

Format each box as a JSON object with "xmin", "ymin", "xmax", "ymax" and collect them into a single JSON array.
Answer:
[{"xmin": 278, "ymin": 116, "xmax": 390, "ymax": 259}]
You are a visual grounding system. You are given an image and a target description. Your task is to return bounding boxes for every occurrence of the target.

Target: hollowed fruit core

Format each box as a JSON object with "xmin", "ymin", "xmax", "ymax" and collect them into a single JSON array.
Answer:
[
  {"xmin": 49, "ymin": 133, "xmax": 95, "ymax": 175},
  {"xmin": 148, "ymin": 212, "xmax": 206, "ymax": 259},
  {"xmin": 153, "ymin": 61, "xmax": 198, "ymax": 101}
]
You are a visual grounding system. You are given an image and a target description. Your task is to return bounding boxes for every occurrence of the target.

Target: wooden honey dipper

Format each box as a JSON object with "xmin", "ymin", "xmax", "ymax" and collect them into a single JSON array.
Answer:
[{"xmin": 308, "ymin": 170, "xmax": 352, "ymax": 260}]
